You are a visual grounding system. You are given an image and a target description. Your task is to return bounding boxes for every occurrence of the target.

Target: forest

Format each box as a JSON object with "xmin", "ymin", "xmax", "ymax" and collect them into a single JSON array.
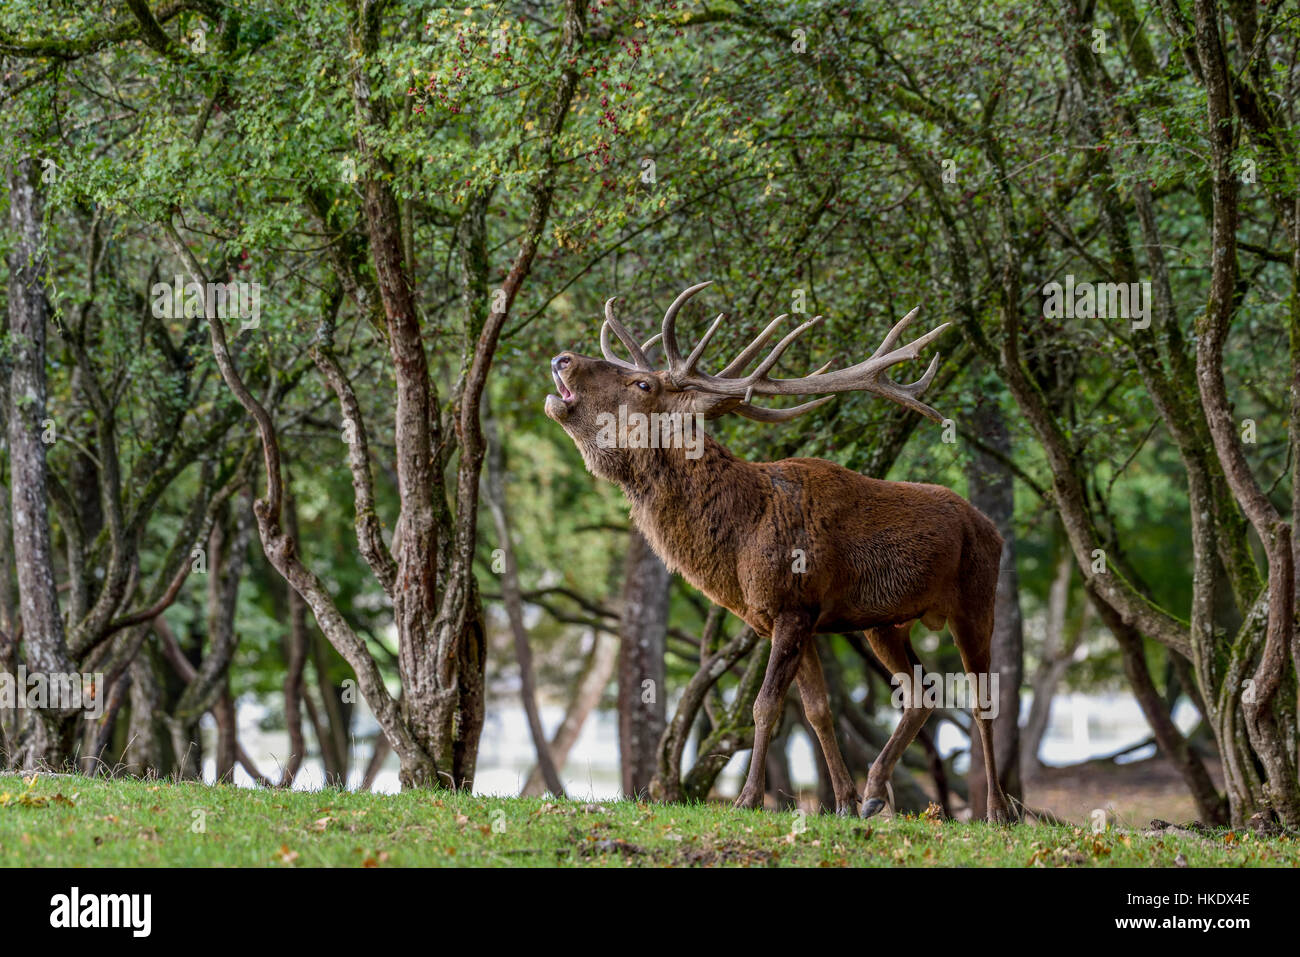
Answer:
[{"xmin": 1, "ymin": 0, "xmax": 1299, "ymax": 865}]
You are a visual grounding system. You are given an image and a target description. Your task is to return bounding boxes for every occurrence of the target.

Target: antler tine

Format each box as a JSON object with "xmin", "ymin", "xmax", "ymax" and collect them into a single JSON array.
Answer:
[
  {"xmin": 828, "ymin": 320, "xmax": 951, "ymax": 384},
  {"xmin": 870, "ymin": 305, "xmax": 921, "ymax": 359},
  {"xmin": 716, "ymin": 313, "xmax": 789, "ymax": 377},
  {"xmin": 660, "ymin": 280, "xmax": 713, "ymax": 369},
  {"xmin": 748, "ymin": 315, "xmax": 823, "ymax": 380},
  {"xmin": 602, "ymin": 297, "xmax": 653, "ymax": 370},
  {"xmin": 683, "ymin": 313, "xmax": 726, "ymax": 374},
  {"xmin": 732, "ymin": 396, "xmax": 835, "ymax": 423},
  {"xmin": 600, "ymin": 319, "xmax": 638, "ymax": 369},
  {"xmin": 861, "ymin": 363, "xmax": 946, "ymax": 421},
  {"xmin": 904, "ymin": 352, "xmax": 942, "ymax": 395}
]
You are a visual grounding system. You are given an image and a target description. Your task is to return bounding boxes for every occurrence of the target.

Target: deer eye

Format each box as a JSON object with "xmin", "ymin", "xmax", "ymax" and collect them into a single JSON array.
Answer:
[{"xmin": 634, "ymin": 380, "xmax": 651, "ymax": 392}]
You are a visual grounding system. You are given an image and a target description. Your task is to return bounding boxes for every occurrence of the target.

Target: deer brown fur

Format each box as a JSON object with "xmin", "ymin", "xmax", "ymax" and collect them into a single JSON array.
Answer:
[{"xmin": 545, "ymin": 282, "xmax": 1011, "ymax": 822}]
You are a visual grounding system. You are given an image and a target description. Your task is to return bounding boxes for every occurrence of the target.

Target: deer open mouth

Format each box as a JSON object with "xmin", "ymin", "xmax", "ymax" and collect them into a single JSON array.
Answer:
[
  {"xmin": 545, "ymin": 369, "xmax": 576, "ymax": 421},
  {"xmin": 552, "ymin": 370, "xmax": 575, "ymax": 403}
]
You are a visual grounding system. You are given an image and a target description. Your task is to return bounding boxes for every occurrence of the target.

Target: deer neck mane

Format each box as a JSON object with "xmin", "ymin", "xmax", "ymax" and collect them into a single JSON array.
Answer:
[{"xmin": 613, "ymin": 431, "xmax": 766, "ymax": 603}]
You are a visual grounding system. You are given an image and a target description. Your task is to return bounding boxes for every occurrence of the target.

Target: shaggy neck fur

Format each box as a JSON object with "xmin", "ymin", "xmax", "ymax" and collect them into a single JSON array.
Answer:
[{"xmin": 575, "ymin": 428, "xmax": 768, "ymax": 612}]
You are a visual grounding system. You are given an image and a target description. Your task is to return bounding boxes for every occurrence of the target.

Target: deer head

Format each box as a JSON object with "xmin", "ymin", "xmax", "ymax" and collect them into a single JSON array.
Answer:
[{"xmin": 545, "ymin": 281, "xmax": 952, "ymax": 480}]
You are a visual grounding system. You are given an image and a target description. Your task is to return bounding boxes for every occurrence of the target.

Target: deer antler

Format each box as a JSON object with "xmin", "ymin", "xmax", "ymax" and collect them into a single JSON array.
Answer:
[
  {"xmin": 600, "ymin": 298, "xmax": 656, "ymax": 371},
  {"xmin": 657, "ymin": 282, "xmax": 952, "ymax": 422}
]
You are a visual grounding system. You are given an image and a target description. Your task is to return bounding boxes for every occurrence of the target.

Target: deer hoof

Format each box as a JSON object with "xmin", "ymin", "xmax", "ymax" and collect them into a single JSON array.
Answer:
[{"xmin": 860, "ymin": 797, "xmax": 886, "ymax": 819}]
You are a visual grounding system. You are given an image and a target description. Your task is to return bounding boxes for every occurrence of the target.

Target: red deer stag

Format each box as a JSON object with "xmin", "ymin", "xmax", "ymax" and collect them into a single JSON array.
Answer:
[{"xmin": 544, "ymin": 281, "xmax": 1010, "ymax": 822}]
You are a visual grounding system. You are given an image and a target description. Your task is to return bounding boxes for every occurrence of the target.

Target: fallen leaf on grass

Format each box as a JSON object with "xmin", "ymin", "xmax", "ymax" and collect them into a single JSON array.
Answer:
[
  {"xmin": 0, "ymin": 779, "xmax": 66, "ymax": 809},
  {"xmin": 0, "ymin": 790, "xmax": 47, "ymax": 808}
]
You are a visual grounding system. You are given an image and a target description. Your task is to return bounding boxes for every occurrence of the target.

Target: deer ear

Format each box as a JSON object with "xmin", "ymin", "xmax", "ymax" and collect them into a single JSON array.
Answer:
[{"xmin": 680, "ymin": 391, "xmax": 743, "ymax": 420}]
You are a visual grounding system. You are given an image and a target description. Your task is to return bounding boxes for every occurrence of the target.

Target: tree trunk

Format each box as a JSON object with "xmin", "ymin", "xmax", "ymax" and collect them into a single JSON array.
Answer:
[
  {"xmin": 618, "ymin": 530, "xmax": 671, "ymax": 799},
  {"xmin": 1022, "ymin": 544, "xmax": 1086, "ymax": 771},
  {"xmin": 0, "ymin": 471, "xmax": 17, "ymax": 755},
  {"xmin": 1192, "ymin": 0, "xmax": 1300, "ymax": 825},
  {"xmin": 124, "ymin": 651, "xmax": 164, "ymax": 776},
  {"xmin": 307, "ymin": 631, "xmax": 353, "ymax": 786},
  {"xmin": 278, "ymin": 490, "xmax": 311, "ymax": 787},
  {"xmin": 650, "ymin": 613, "xmax": 760, "ymax": 803},
  {"xmin": 163, "ymin": 491, "xmax": 252, "ymax": 778},
  {"xmin": 681, "ymin": 640, "xmax": 768, "ymax": 802},
  {"xmin": 964, "ymin": 384, "xmax": 1024, "ymax": 814},
  {"xmin": 4, "ymin": 154, "xmax": 76, "ymax": 771},
  {"xmin": 1096, "ymin": 594, "xmax": 1228, "ymax": 825},
  {"xmin": 212, "ymin": 690, "xmax": 238, "ymax": 783}
]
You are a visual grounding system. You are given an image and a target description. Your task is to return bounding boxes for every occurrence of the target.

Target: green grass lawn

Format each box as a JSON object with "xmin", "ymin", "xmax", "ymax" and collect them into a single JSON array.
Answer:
[{"xmin": 1, "ymin": 773, "xmax": 1295, "ymax": 867}]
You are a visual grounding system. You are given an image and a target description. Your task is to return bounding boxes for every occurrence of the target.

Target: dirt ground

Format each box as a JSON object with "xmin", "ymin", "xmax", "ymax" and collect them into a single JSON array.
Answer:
[
  {"xmin": 1019, "ymin": 755, "xmax": 1220, "ymax": 828},
  {"xmin": 785, "ymin": 755, "xmax": 1218, "ymax": 826}
]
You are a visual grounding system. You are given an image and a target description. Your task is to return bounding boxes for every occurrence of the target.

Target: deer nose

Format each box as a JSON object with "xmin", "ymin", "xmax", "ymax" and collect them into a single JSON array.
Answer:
[{"xmin": 551, "ymin": 354, "xmax": 572, "ymax": 373}]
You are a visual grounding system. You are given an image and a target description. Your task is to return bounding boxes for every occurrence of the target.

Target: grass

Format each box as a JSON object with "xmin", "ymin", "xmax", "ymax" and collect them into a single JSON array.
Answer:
[{"xmin": 1, "ymin": 772, "xmax": 1296, "ymax": 867}]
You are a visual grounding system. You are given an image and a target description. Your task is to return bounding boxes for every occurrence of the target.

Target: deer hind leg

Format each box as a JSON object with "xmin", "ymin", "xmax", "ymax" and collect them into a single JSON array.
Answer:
[
  {"xmin": 951, "ymin": 613, "xmax": 1012, "ymax": 824},
  {"xmin": 735, "ymin": 614, "xmax": 809, "ymax": 811},
  {"xmin": 861, "ymin": 621, "xmax": 932, "ymax": 819},
  {"xmin": 795, "ymin": 640, "xmax": 858, "ymax": 816}
]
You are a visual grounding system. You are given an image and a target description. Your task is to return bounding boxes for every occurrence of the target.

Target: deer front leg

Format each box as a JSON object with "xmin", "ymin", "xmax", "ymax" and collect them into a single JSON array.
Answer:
[
  {"xmin": 734, "ymin": 615, "xmax": 808, "ymax": 810},
  {"xmin": 795, "ymin": 641, "xmax": 859, "ymax": 816}
]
